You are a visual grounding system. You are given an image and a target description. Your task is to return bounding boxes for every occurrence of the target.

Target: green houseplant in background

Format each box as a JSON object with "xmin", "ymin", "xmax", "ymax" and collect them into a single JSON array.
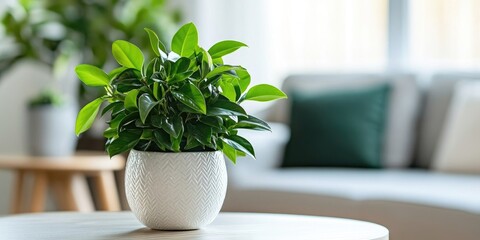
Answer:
[
  {"xmin": 1, "ymin": 0, "xmax": 180, "ymax": 78},
  {"xmin": 0, "ymin": 0, "xmax": 181, "ymax": 155},
  {"xmin": 75, "ymin": 22, "xmax": 286, "ymax": 230}
]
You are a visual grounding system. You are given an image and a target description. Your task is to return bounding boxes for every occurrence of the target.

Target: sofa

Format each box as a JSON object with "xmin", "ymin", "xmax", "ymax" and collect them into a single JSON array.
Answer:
[{"xmin": 222, "ymin": 73, "xmax": 480, "ymax": 240}]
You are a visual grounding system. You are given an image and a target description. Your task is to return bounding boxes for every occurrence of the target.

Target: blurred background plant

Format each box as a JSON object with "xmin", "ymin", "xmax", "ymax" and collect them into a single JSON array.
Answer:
[
  {"xmin": 0, "ymin": 0, "xmax": 182, "ymax": 101},
  {"xmin": 28, "ymin": 90, "xmax": 63, "ymax": 108}
]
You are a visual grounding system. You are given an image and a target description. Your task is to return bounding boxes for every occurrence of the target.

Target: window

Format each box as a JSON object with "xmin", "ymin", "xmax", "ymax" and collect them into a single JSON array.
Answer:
[
  {"xmin": 265, "ymin": 0, "xmax": 388, "ymax": 78},
  {"xmin": 188, "ymin": 0, "xmax": 480, "ymax": 89},
  {"xmin": 409, "ymin": 0, "xmax": 480, "ymax": 69}
]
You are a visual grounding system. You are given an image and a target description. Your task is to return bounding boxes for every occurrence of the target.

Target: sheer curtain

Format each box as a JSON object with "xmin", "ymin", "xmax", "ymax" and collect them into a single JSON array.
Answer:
[
  {"xmin": 182, "ymin": 0, "xmax": 387, "ymax": 83},
  {"xmin": 264, "ymin": 0, "xmax": 387, "ymax": 80},
  {"xmin": 409, "ymin": 0, "xmax": 480, "ymax": 69}
]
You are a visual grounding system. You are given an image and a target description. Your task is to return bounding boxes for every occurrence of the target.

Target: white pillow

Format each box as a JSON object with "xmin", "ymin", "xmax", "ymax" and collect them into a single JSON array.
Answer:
[{"xmin": 433, "ymin": 80, "xmax": 480, "ymax": 173}]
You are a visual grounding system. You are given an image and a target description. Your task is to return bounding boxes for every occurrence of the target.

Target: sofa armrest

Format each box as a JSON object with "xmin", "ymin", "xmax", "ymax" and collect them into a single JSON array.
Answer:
[{"xmin": 226, "ymin": 122, "xmax": 290, "ymax": 184}]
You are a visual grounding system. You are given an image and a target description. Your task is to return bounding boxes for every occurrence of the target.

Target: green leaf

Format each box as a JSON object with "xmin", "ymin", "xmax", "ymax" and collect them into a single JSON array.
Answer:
[
  {"xmin": 135, "ymin": 119, "xmax": 149, "ymax": 128},
  {"xmin": 111, "ymin": 69, "xmax": 143, "ymax": 93},
  {"xmin": 168, "ymin": 57, "xmax": 193, "ymax": 83},
  {"xmin": 143, "ymin": 58, "xmax": 159, "ymax": 80},
  {"xmin": 170, "ymin": 127, "xmax": 183, "ymax": 152},
  {"xmin": 75, "ymin": 98, "xmax": 104, "ymax": 136},
  {"xmin": 223, "ymin": 135, "xmax": 255, "ymax": 159},
  {"xmin": 138, "ymin": 93, "xmax": 158, "ymax": 124},
  {"xmin": 150, "ymin": 114, "xmax": 164, "ymax": 128},
  {"xmin": 185, "ymin": 135, "xmax": 202, "ymax": 150},
  {"xmin": 124, "ymin": 89, "xmax": 139, "ymax": 110},
  {"xmin": 187, "ymin": 123, "xmax": 212, "ymax": 146},
  {"xmin": 136, "ymin": 140, "xmax": 153, "ymax": 151},
  {"xmin": 208, "ymin": 40, "xmax": 247, "ymax": 59},
  {"xmin": 234, "ymin": 115, "xmax": 271, "ymax": 131},
  {"xmin": 207, "ymin": 96, "xmax": 247, "ymax": 116},
  {"xmin": 221, "ymin": 75, "xmax": 242, "ymax": 100},
  {"xmin": 108, "ymin": 112, "xmax": 126, "ymax": 129},
  {"xmin": 160, "ymin": 116, "xmax": 184, "ymax": 138},
  {"xmin": 199, "ymin": 116, "xmax": 224, "ymax": 132},
  {"xmin": 202, "ymin": 75, "xmax": 222, "ymax": 88},
  {"xmin": 236, "ymin": 150, "xmax": 246, "ymax": 157},
  {"xmin": 198, "ymin": 48, "xmax": 213, "ymax": 77},
  {"xmin": 172, "ymin": 82, "xmax": 206, "ymax": 114},
  {"xmin": 171, "ymin": 22, "xmax": 198, "ymax": 57},
  {"xmin": 112, "ymin": 40, "xmax": 144, "ymax": 70},
  {"xmin": 106, "ymin": 129, "xmax": 142, "ymax": 157},
  {"xmin": 153, "ymin": 130, "xmax": 171, "ymax": 151},
  {"xmin": 151, "ymin": 72, "xmax": 165, "ymax": 84},
  {"xmin": 169, "ymin": 71, "xmax": 195, "ymax": 84},
  {"xmin": 205, "ymin": 65, "xmax": 241, "ymax": 79},
  {"xmin": 219, "ymin": 80, "xmax": 236, "ymax": 102},
  {"xmin": 221, "ymin": 139, "xmax": 237, "ymax": 164},
  {"xmin": 101, "ymin": 101, "xmax": 123, "ymax": 117},
  {"xmin": 75, "ymin": 64, "xmax": 109, "ymax": 87},
  {"xmin": 141, "ymin": 129, "xmax": 153, "ymax": 139},
  {"xmin": 158, "ymin": 41, "xmax": 167, "ymax": 54},
  {"xmin": 108, "ymin": 67, "xmax": 128, "ymax": 80},
  {"xmin": 213, "ymin": 57, "xmax": 224, "ymax": 65},
  {"xmin": 171, "ymin": 57, "xmax": 191, "ymax": 75},
  {"xmin": 103, "ymin": 127, "xmax": 117, "ymax": 138},
  {"xmin": 236, "ymin": 69, "xmax": 251, "ymax": 93},
  {"xmin": 244, "ymin": 84, "xmax": 287, "ymax": 102},
  {"xmin": 153, "ymin": 82, "xmax": 160, "ymax": 100},
  {"xmin": 118, "ymin": 112, "xmax": 139, "ymax": 129},
  {"xmin": 144, "ymin": 28, "xmax": 162, "ymax": 57}
]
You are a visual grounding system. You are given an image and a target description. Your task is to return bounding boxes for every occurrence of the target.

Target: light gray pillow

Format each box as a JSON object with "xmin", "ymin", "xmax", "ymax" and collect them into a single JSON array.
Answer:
[
  {"xmin": 433, "ymin": 80, "xmax": 480, "ymax": 173},
  {"xmin": 416, "ymin": 73, "xmax": 480, "ymax": 168}
]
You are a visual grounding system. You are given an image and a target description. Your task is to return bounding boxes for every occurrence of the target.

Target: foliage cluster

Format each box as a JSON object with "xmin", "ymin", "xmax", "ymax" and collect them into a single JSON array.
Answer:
[{"xmin": 75, "ymin": 23, "xmax": 286, "ymax": 163}]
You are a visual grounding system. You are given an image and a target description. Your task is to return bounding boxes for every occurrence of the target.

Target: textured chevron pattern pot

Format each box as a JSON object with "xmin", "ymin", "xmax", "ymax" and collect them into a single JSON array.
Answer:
[{"xmin": 125, "ymin": 150, "xmax": 227, "ymax": 230}]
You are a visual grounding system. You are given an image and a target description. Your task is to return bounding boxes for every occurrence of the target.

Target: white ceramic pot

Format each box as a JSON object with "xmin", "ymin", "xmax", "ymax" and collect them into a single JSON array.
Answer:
[
  {"xmin": 125, "ymin": 150, "xmax": 227, "ymax": 230},
  {"xmin": 27, "ymin": 105, "xmax": 77, "ymax": 156}
]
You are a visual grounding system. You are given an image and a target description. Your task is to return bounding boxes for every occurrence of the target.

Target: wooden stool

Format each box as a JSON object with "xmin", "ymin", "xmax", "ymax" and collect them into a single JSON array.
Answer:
[{"xmin": 0, "ymin": 151, "xmax": 125, "ymax": 214}]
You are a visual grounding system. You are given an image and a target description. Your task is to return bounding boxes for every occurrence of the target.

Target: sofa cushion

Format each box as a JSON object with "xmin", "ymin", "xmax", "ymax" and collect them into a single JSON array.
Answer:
[
  {"xmin": 229, "ymin": 168, "xmax": 480, "ymax": 214},
  {"xmin": 282, "ymin": 83, "xmax": 390, "ymax": 168},
  {"xmin": 433, "ymin": 80, "xmax": 480, "ymax": 173},
  {"xmin": 416, "ymin": 73, "xmax": 480, "ymax": 168},
  {"xmin": 266, "ymin": 74, "xmax": 419, "ymax": 168}
]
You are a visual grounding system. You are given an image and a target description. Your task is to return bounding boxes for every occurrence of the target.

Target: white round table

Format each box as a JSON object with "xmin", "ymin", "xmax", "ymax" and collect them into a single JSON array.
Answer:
[{"xmin": 0, "ymin": 212, "xmax": 388, "ymax": 240}]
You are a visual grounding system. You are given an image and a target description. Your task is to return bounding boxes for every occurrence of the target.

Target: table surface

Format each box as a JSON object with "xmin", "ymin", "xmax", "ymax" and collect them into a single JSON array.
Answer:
[
  {"xmin": 0, "ymin": 212, "xmax": 389, "ymax": 240},
  {"xmin": 0, "ymin": 151, "xmax": 125, "ymax": 171}
]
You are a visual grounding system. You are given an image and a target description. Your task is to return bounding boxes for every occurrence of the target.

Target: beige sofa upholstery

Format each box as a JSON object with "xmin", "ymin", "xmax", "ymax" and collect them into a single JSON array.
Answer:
[{"xmin": 222, "ymin": 73, "xmax": 480, "ymax": 240}]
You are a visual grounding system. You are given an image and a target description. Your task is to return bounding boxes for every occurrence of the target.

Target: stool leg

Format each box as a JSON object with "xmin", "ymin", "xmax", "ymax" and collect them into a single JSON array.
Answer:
[
  {"xmin": 51, "ymin": 173, "xmax": 94, "ymax": 212},
  {"xmin": 10, "ymin": 170, "xmax": 25, "ymax": 214},
  {"xmin": 94, "ymin": 171, "xmax": 121, "ymax": 211},
  {"xmin": 50, "ymin": 175, "xmax": 67, "ymax": 210},
  {"xmin": 68, "ymin": 174, "xmax": 95, "ymax": 212},
  {"xmin": 30, "ymin": 171, "xmax": 48, "ymax": 212}
]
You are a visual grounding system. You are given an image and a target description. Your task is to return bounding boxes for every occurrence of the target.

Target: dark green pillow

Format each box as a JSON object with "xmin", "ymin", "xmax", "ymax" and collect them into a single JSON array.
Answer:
[{"xmin": 282, "ymin": 83, "xmax": 390, "ymax": 168}]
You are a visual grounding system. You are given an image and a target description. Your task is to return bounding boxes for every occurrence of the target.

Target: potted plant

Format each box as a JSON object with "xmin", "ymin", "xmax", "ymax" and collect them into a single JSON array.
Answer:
[
  {"xmin": 28, "ymin": 90, "xmax": 77, "ymax": 156},
  {"xmin": 74, "ymin": 22, "xmax": 287, "ymax": 230}
]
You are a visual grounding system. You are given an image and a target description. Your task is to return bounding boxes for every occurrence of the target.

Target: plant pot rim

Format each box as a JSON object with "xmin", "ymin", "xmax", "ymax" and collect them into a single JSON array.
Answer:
[{"xmin": 130, "ymin": 149, "xmax": 221, "ymax": 154}]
